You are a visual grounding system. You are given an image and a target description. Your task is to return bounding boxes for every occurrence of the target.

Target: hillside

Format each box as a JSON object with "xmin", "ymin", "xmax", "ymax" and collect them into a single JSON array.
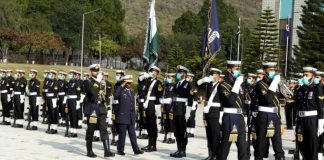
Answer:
[{"xmin": 121, "ymin": 0, "xmax": 261, "ymax": 36}]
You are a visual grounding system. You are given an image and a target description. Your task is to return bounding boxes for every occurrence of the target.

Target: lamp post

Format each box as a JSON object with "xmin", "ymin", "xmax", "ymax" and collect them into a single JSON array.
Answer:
[{"xmin": 80, "ymin": 8, "xmax": 102, "ymax": 76}]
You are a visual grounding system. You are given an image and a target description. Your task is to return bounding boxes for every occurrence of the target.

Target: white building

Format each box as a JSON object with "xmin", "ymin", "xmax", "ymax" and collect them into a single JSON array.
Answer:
[{"xmin": 291, "ymin": 0, "xmax": 307, "ymax": 57}]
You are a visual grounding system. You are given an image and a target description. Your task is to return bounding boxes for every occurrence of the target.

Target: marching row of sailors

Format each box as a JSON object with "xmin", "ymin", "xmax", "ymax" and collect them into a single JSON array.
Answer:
[{"xmin": 0, "ymin": 61, "xmax": 323, "ymax": 160}]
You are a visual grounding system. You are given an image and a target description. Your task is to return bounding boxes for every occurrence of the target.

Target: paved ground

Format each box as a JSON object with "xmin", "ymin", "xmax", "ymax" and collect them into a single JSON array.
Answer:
[{"xmin": 0, "ymin": 103, "xmax": 301, "ymax": 160}]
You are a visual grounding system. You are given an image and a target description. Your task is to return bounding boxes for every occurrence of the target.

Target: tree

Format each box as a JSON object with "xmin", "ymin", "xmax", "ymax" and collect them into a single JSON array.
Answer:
[
  {"xmin": 166, "ymin": 44, "xmax": 186, "ymax": 72},
  {"xmin": 243, "ymin": 31, "xmax": 261, "ymax": 73},
  {"xmin": 89, "ymin": 37, "xmax": 120, "ymax": 68},
  {"xmin": 292, "ymin": 0, "xmax": 324, "ymax": 71},
  {"xmin": 172, "ymin": 11, "xmax": 203, "ymax": 36},
  {"xmin": 257, "ymin": 8, "xmax": 279, "ymax": 62}
]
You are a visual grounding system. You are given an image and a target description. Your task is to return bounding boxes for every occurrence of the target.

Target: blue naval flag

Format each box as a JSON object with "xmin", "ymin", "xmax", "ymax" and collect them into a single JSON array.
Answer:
[{"xmin": 200, "ymin": 0, "xmax": 221, "ymax": 65}]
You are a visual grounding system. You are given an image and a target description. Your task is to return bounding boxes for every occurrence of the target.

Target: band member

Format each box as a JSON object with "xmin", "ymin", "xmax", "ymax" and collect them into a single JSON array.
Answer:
[
  {"xmin": 114, "ymin": 75, "xmax": 144, "ymax": 156},
  {"xmin": 45, "ymin": 70, "xmax": 59, "ymax": 134},
  {"xmin": 6, "ymin": 70, "xmax": 15, "ymax": 123},
  {"xmin": 84, "ymin": 64, "xmax": 114, "ymax": 158},
  {"xmin": 26, "ymin": 69, "xmax": 40, "ymax": 130},
  {"xmin": 254, "ymin": 62, "xmax": 285, "ymax": 160},
  {"xmin": 142, "ymin": 66, "xmax": 163, "ymax": 152},
  {"xmin": 0, "ymin": 70, "xmax": 11, "ymax": 125},
  {"xmin": 12, "ymin": 70, "xmax": 27, "ymax": 128},
  {"xmin": 137, "ymin": 72, "xmax": 149, "ymax": 139},
  {"xmin": 197, "ymin": 68, "xmax": 222, "ymax": 160},
  {"xmin": 295, "ymin": 67, "xmax": 323, "ymax": 160},
  {"xmin": 161, "ymin": 73, "xmax": 176, "ymax": 144},
  {"xmin": 217, "ymin": 61, "xmax": 249, "ymax": 160},
  {"xmin": 41, "ymin": 70, "xmax": 50, "ymax": 124},
  {"xmin": 75, "ymin": 71, "xmax": 85, "ymax": 129},
  {"xmin": 186, "ymin": 73, "xmax": 198, "ymax": 137},
  {"xmin": 315, "ymin": 71, "xmax": 324, "ymax": 158},
  {"xmin": 170, "ymin": 65, "xmax": 193, "ymax": 158}
]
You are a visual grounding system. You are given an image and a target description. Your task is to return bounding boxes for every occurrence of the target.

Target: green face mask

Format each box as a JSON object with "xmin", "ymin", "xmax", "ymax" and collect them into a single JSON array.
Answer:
[
  {"xmin": 6, "ymin": 73, "xmax": 10, "ymax": 77},
  {"xmin": 13, "ymin": 74, "xmax": 18, "ymax": 79},
  {"xmin": 28, "ymin": 73, "xmax": 33, "ymax": 78},
  {"xmin": 0, "ymin": 73, "xmax": 2, "ymax": 78},
  {"xmin": 176, "ymin": 73, "xmax": 182, "ymax": 80},
  {"xmin": 47, "ymin": 75, "xmax": 52, "ymax": 79},
  {"xmin": 68, "ymin": 75, "xmax": 73, "ymax": 80}
]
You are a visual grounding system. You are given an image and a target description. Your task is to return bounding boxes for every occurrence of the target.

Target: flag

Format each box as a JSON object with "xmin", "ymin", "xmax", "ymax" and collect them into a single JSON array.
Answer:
[
  {"xmin": 236, "ymin": 18, "xmax": 241, "ymax": 36},
  {"xmin": 200, "ymin": 0, "xmax": 221, "ymax": 64},
  {"xmin": 143, "ymin": 0, "xmax": 158, "ymax": 70},
  {"xmin": 285, "ymin": 17, "xmax": 290, "ymax": 44}
]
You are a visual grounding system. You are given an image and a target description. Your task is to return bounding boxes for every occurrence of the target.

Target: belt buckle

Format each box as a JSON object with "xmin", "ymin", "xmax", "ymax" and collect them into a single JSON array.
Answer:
[
  {"xmin": 299, "ymin": 111, "xmax": 305, "ymax": 117},
  {"xmin": 273, "ymin": 107, "xmax": 278, "ymax": 113},
  {"xmin": 237, "ymin": 108, "xmax": 242, "ymax": 114}
]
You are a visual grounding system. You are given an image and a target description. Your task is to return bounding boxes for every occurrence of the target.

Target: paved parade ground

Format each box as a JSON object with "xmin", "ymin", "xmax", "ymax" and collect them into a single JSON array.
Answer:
[{"xmin": 0, "ymin": 105, "xmax": 299, "ymax": 160}]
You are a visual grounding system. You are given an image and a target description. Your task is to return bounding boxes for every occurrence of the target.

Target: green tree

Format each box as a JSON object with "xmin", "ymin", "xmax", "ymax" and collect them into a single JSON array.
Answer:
[
  {"xmin": 172, "ymin": 11, "xmax": 203, "ymax": 36},
  {"xmin": 89, "ymin": 37, "xmax": 120, "ymax": 67},
  {"xmin": 243, "ymin": 32, "xmax": 261, "ymax": 73},
  {"xmin": 292, "ymin": 0, "xmax": 323, "ymax": 71},
  {"xmin": 166, "ymin": 44, "xmax": 186, "ymax": 72}
]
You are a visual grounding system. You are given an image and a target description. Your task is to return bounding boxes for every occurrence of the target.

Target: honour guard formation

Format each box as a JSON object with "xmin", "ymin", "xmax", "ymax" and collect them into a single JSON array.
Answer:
[{"xmin": 0, "ymin": 62, "xmax": 323, "ymax": 160}]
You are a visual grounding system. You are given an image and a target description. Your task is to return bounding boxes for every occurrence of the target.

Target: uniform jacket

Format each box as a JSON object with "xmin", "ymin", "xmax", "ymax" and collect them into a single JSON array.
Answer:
[{"xmin": 114, "ymin": 86, "xmax": 136, "ymax": 125}]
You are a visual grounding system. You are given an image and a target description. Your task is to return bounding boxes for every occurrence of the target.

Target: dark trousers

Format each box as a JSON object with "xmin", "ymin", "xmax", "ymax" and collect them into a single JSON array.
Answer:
[
  {"xmin": 29, "ymin": 96, "xmax": 38, "ymax": 121},
  {"xmin": 42, "ymin": 94, "xmax": 47, "ymax": 119},
  {"xmin": 187, "ymin": 110, "xmax": 196, "ymax": 128},
  {"xmin": 218, "ymin": 114, "xmax": 249, "ymax": 160},
  {"xmin": 13, "ymin": 95, "xmax": 24, "ymax": 119},
  {"xmin": 138, "ymin": 103, "xmax": 146, "ymax": 130},
  {"xmin": 67, "ymin": 99, "xmax": 77, "ymax": 128},
  {"xmin": 77, "ymin": 103, "xmax": 82, "ymax": 121},
  {"xmin": 173, "ymin": 115, "xmax": 187, "ymax": 151},
  {"xmin": 255, "ymin": 112, "xmax": 284, "ymax": 159},
  {"xmin": 117, "ymin": 123, "xmax": 140, "ymax": 152},
  {"xmin": 47, "ymin": 97, "xmax": 58, "ymax": 124},
  {"xmin": 296, "ymin": 116, "xmax": 318, "ymax": 160},
  {"xmin": 164, "ymin": 108, "xmax": 174, "ymax": 133},
  {"xmin": 205, "ymin": 116, "xmax": 221, "ymax": 158},
  {"xmin": 146, "ymin": 113, "xmax": 158, "ymax": 146},
  {"xmin": 1, "ymin": 93, "xmax": 10, "ymax": 117},
  {"xmin": 285, "ymin": 102, "xmax": 296, "ymax": 128},
  {"xmin": 85, "ymin": 114, "xmax": 108, "ymax": 141},
  {"xmin": 58, "ymin": 96, "xmax": 66, "ymax": 119}
]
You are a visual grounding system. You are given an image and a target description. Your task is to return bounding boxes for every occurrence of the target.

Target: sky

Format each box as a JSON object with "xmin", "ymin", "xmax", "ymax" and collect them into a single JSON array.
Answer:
[{"xmin": 280, "ymin": 0, "xmax": 293, "ymax": 19}]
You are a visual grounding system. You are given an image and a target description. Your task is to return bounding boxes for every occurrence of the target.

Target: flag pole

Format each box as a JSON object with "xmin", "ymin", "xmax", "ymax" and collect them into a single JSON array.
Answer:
[
  {"xmin": 284, "ymin": 16, "xmax": 290, "ymax": 77},
  {"xmin": 237, "ymin": 17, "xmax": 241, "ymax": 61}
]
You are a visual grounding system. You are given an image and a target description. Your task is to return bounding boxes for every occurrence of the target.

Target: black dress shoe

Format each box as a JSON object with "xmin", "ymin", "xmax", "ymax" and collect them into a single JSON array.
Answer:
[
  {"xmin": 146, "ymin": 146, "xmax": 157, "ymax": 152},
  {"xmin": 188, "ymin": 133, "xmax": 195, "ymax": 138},
  {"xmin": 142, "ymin": 134, "xmax": 149, "ymax": 139},
  {"xmin": 134, "ymin": 150, "xmax": 144, "ymax": 155},
  {"xmin": 170, "ymin": 151, "xmax": 180, "ymax": 157},
  {"xmin": 167, "ymin": 138, "xmax": 175, "ymax": 144},
  {"xmin": 31, "ymin": 126, "xmax": 38, "ymax": 130},
  {"xmin": 111, "ymin": 140, "xmax": 117, "ymax": 146},
  {"xmin": 141, "ymin": 145, "xmax": 150, "ymax": 151},
  {"xmin": 50, "ymin": 129, "xmax": 58, "ymax": 134},
  {"xmin": 176, "ymin": 151, "xmax": 186, "ymax": 158},
  {"xmin": 77, "ymin": 125, "xmax": 82, "ymax": 129},
  {"xmin": 26, "ymin": 126, "xmax": 32, "ymax": 130},
  {"xmin": 117, "ymin": 151, "xmax": 125, "ymax": 156},
  {"xmin": 1, "ymin": 121, "xmax": 10, "ymax": 125},
  {"xmin": 137, "ymin": 134, "xmax": 144, "ymax": 139},
  {"xmin": 45, "ymin": 129, "xmax": 51, "ymax": 134},
  {"xmin": 70, "ymin": 133, "xmax": 78, "ymax": 137},
  {"xmin": 87, "ymin": 152, "xmax": 97, "ymax": 158},
  {"xmin": 162, "ymin": 138, "xmax": 168, "ymax": 143}
]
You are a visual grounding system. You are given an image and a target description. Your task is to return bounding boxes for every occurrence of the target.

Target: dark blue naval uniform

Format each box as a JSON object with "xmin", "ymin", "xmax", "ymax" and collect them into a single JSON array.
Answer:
[{"xmin": 114, "ymin": 85, "xmax": 141, "ymax": 153}]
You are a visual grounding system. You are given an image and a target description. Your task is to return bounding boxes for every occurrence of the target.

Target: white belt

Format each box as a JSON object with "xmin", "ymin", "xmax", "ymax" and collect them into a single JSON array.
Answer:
[
  {"xmin": 163, "ymin": 98, "xmax": 172, "ymax": 104},
  {"xmin": 10, "ymin": 88, "xmax": 13, "ymax": 91},
  {"xmin": 148, "ymin": 96, "xmax": 156, "ymax": 101},
  {"xmin": 113, "ymin": 100, "xmax": 119, "ymax": 104},
  {"xmin": 139, "ymin": 99, "xmax": 145, "ymax": 103},
  {"xmin": 14, "ymin": 92, "xmax": 21, "ymax": 95},
  {"xmin": 29, "ymin": 92, "xmax": 37, "ymax": 96},
  {"xmin": 298, "ymin": 110, "xmax": 318, "ymax": 117},
  {"xmin": 0, "ymin": 90, "xmax": 8, "ymax": 93},
  {"xmin": 46, "ymin": 93, "xmax": 54, "ymax": 97},
  {"xmin": 252, "ymin": 111, "xmax": 258, "ymax": 117},
  {"xmin": 58, "ymin": 92, "xmax": 66, "ymax": 96},
  {"xmin": 258, "ymin": 106, "xmax": 278, "ymax": 113},
  {"xmin": 43, "ymin": 89, "xmax": 48, "ymax": 92},
  {"xmin": 208, "ymin": 102, "xmax": 221, "ymax": 108},
  {"xmin": 67, "ymin": 95, "xmax": 77, "ymax": 99},
  {"xmin": 223, "ymin": 108, "xmax": 242, "ymax": 114},
  {"xmin": 173, "ymin": 97, "xmax": 188, "ymax": 103}
]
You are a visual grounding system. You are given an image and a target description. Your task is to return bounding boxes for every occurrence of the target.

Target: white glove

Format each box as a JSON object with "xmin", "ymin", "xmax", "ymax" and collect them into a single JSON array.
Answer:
[
  {"xmin": 318, "ymin": 119, "xmax": 324, "ymax": 136},
  {"xmin": 7, "ymin": 94, "xmax": 11, "ymax": 102},
  {"xmin": 20, "ymin": 95, "xmax": 25, "ymax": 104},
  {"xmin": 155, "ymin": 105, "xmax": 161, "ymax": 117},
  {"xmin": 143, "ymin": 100, "xmax": 148, "ymax": 109},
  {"xmin": 80, "ymin": 94, "xmax": 85, "ymax": 103},
  {"xmin": 52, "ymin": 98, "xmax": 58, "ymax": 108},
  {"xmin": 139, "ymin": 75, "xmax": 145, "ymax": 81},
  {"xmin": 203, "ymin": 105, "xmax": 211, "ymax": 113},
  {"xmin": 269, "ymin": 75, "xmax": 280, "ymax": 92},
  {"xmin": 107, "ymin": 110, "xmax": 112, "ymax": 119},
  {"xmin": 96, "ymin": 72, "xmax": 103, "ymax": 82},
  {"xmin": 192, "ymin": 101, "xmax": 198, "ymax": 110},
  {"xmin": 219, "ymin": 111, "xmax": 224, "ymax": 125},
  {"xmin": 185, "ymin": 106, "xmax": 191, "ymax": 121},
  {"xmin": 76, "ymin": 101, "xmax": 81, "ymax": 110},
  {"xmin": 143, "ymin": 72, "xmax": 150, "ymax": 78},
  {"xmin": 63, "ymin": 96, "xmax": 67, "ymax": 104},
  {"xmin": 36, "ymin": 97, "xmax": 42, "ymax": 106},
  {"xmin": 231, "ymin": 76, "xmax": 244, "ymax": 94},
  {"xmin": 244, "ymin": 117, "xmax": 248, "ymax": 126}
]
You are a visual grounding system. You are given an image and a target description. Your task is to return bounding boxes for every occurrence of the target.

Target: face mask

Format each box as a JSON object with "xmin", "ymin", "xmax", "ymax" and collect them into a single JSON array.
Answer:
[
  {"xmin": 165, "ymin": 78, "xmax": 172, "ymax": 84},
  {"xmin": 115, "ymin": 76, "xmax": 121, "ymax": 81},
  {"xmin": 314, "ymin": 78, "xmax": 320, "ymax": 85},
  {"xmin": 267, "ymin": 71, "xmax": 276, "ymax": 79},
  {"xmin": 0, "ymin": 73, "xmax": 2, "ymax": 78},
  {"xmin": 28, "ymin": 74, "xmax": 33, "ymax": 78},
  {"xmin": 6, "ymin": 73, "xmax": 10, "ymax": 77},
  {"xmin": 232, "ymin": 70, "xmax": 241, "ymax": 78},
  {"xmin": 303, "ymin": 76, "xmax": 310, "ymax": 85},
  {"xmin": 298, "ymin": 79, "xmax": 303, "ymax": 86},
  {"xmin": 67, "ymin": 75, "xmax": 73, "ymax": 80},
  {"xmin": 47, "ymin": 75, "xmax": 52, "ymax": 79},
  {"xmin": 176, "ymin": 73, "xmax": 182, "ymax": 80},
  {"xmin": 82, "ymin": 77, "xmax": 86, "ymax": 81},
  {"xmin": 256, "ymin": 78, "xmax": 261, "ymax": 82},
  {"xmin": 149, "ymin": 72, "xmax": 154, "ymax": 78},
  {"xmin": 13, "ymin": 74, "xmax": 18, "ymax": 79},
  {"xmin": 247, "ymin": 79, "xmax": 252, "ymax": 85},
  {"xmin": 208, "ymin": 75, "xmax": 214, "ymax": 82}
]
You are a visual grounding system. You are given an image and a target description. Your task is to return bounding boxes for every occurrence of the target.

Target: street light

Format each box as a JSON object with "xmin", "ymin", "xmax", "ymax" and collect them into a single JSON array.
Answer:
[{"xmin": 80, "ymin": 8, "xmax": 102, "ymax": 76}]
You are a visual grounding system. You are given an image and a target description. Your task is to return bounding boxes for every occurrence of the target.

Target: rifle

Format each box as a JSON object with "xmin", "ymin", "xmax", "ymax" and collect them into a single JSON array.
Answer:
[{"xmin": 64, "ymin": 104, "xmax": 70, "ymax": 137}]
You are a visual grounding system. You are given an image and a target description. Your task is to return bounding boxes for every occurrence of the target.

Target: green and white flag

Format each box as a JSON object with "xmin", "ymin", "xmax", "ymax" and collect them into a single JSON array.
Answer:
[{"xmin": 143, "ymin": 0, "xmax": 158, "ymax": 69}]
